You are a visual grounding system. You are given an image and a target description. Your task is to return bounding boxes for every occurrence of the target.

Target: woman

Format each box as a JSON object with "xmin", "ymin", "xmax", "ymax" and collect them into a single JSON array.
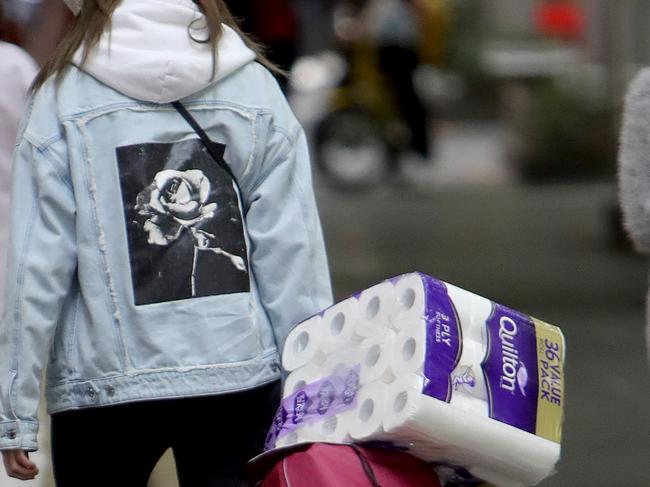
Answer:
[
  {"xmin": 364, "ymin": 0, "xmax": 431, "ymax": 162},
  {"xmin": 0, "ymin": 0, "xmax": 332, "ymax": 485}
]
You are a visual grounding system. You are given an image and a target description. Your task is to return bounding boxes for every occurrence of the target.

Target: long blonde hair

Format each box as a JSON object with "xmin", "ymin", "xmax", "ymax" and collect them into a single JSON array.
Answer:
[{"xmin": 32, "ymin": 0, "xmax": 283, "ymax": 92}]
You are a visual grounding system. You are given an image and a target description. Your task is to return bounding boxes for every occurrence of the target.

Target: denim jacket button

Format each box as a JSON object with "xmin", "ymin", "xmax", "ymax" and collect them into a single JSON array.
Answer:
[
  {"xmin": 86, "ymin": 386, "xmax": 96, "ymax": 398},
  {"xmin": 7, "ymin": 431, "xmax": 16, "ymax": 440},
  {"xmin": 106, "ymin": 386, "xmax": 115, "ymax": 397}
]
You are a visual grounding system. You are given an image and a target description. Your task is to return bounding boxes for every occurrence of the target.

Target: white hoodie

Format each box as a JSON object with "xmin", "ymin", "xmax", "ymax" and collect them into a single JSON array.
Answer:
[{"xmin": 74, "ymin": 0, "xmax": 256, "ymax": 104}]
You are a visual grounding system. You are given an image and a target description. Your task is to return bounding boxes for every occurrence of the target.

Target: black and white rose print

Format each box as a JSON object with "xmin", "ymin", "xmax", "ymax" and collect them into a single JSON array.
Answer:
[
  {"xmin": 135, "ymin": 169, "xmax": 218, "ymax": 246},
  {"xmin": 117, "ymin": 139, "xmax": 249, "ymax": 306}
]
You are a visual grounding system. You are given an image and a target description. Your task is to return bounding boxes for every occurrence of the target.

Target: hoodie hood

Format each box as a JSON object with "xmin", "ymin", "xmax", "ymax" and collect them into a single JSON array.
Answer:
[{"xmin": 73, "ymin": 0, "xmax": 256, "ymax": 104}]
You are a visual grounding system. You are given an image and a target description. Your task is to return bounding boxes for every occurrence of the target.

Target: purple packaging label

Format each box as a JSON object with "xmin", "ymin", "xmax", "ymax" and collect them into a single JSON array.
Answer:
[
  {"xmin": 274, "ymin": 405, "xmax": 288, "ymax": 432},
  {"xmin": 418, "ymin": 274, "xmax": 463, "ymax": 402},
  {"xmin": 266, "ymin": 365, "xmax": 361, "ymax": 449},
  {"xmin": 481, "ymin": 304, "xmax": 539, "ymax": 434},
  {"xmin": 342, "ymin": 368, "xmax": 360, "ymax": 405},
  {"xmin": 264, "ymin": 429, "xmax": 274, "ymax": 450},
  {"xmin": 292, "ymin": 391, "xmax": 310, "ymax": 424},
  {"xmin": 264, "ymin": 405, "xmax": 290, "ymax": 450},
  {"xmin": 315, "ymin": 381, "xmax": 336, "ymax": 415}
]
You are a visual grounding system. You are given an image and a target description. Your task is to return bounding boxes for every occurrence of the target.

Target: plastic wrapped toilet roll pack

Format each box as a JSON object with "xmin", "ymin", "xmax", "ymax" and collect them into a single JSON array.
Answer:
[{"xmin": 265, "ymin": 272, "xmax": 566, "ymax": 487}]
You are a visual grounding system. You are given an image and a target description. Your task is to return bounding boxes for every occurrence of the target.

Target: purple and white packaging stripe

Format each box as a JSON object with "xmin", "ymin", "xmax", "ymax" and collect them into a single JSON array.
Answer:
[
  {"xmin": 272, "ymin": 272, "xmax": 565, "ymax": 487},
  {"xmin": 265, "ymin": 365, "xmax": 361, "ymax": 450}
]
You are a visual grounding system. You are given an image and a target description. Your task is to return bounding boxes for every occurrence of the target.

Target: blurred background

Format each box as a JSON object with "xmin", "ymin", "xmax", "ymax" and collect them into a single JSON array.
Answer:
[{"xmin": 1, "ymin": 0, "xmax": 649, "ymax": 486}]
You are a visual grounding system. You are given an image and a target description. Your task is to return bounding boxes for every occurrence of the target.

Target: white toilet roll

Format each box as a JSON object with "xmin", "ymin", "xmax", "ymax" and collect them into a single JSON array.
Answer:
[
  {"xmin": 390, "ymin": 274, "xmax": 492, "ymax": 342},
  {"xmin": 390, "ymin": 320, "xmax": 427, "ymax": 376},
  {"xmin": 356, "ymin": 281, "xmax": 396, "ymax": 338},
  {"xmin": 283, "ymin": 364, "xmax": 323, "ymax": 398},
  {"xmin": 282, "ymin": 315, "xmax": 326, "ymax": 372},
  {"xmin": 446, "ymin": 283, "xmax": 492, "ymax": 344},
  {"xmin": 390, "ymin": 273, "xmax": 427, "ymax": 331},
  {"xmin": 320, "ymin": 298, "xmax": 364, "ymax": 353},
  {"xmin": 384, "ymin": 374, "xmax": 425, "ymax": 434},
  {"xmin": 359, "ymin": 332, "xmax": 396, "ymax": 385},
  {"xmin": 275, "ymin": 431, "xmax": 300, "ymax": 448},
  {"xmin": 274, "ymin": 426, "xmax": 320, "ymax": 448},
  {"xmin": 448, "ymin": 393, "xmax": 489, "ymax": 417},
  {"xmin": 311, "ymin": 409, "xmax": 356, "ymax": 443},
  {"xmin": 384, "ymin": 374, "xmax": 560, "ymax": 487},
  {"xmin": 322, "ymin": 347, "xmax": 362, "ymax": 375},
  {"xmin": 295, "ymin": 423, "xmax": 325, "ymax": 443},
  {"xmin": 348, "ymin": 382, "xmax": 388, "ymax": 441}
]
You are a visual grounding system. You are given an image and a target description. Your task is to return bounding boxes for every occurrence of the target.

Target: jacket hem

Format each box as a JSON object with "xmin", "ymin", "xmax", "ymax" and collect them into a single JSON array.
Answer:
[{"xmin": 46, "ymin": 353, "xmax": 281, "ymax": 414}]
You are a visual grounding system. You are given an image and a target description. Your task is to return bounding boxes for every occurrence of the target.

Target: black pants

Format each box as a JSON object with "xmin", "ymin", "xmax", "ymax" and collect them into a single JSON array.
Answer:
[{"xmin": 51, "ymin": 381, "xmax": 281, "ymax": 487}]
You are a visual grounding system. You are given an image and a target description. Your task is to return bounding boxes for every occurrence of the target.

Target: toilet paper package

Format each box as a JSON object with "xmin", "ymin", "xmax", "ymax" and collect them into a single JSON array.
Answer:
[
  {"xmin": 267, "ymin": 272, "xmax": 566, "ymax": 487},
  {"xmin": 385, "ymin": 375, "xmax": 560, "ymax": 487},
  {"xmin": 265, "ymin": 364, "xmax": 362, "ymax": 450}
]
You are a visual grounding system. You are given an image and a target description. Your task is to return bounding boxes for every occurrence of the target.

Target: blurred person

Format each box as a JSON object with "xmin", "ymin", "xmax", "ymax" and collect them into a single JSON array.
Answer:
[
  {"xmin": 0, "ymin": 1, "xmax": 331, "ymax": 486},
  {"xmin": 23, "ymin": 0, "xmax": 74, "ymax": 66},
  {"xmin": 0, "ymin": 0, "xmax": 24, "ymax": 46},
  {"xmin": 308, "ymin": 0, "xmax": 447, "ymax": 187},
  {"xmin": 619, "ymin": 70, "xmax": 650, "ymax": 360},
  {"xmin": 224, "ymin": 0, "xmax": 298, "ymax": 91},
  {"xmin": 363, "ymin": 0, "xmax": 431, "ymax": 164},
  {"xmin": 1, "ymin": 0, "xmax": 73, "ymax": 63}
]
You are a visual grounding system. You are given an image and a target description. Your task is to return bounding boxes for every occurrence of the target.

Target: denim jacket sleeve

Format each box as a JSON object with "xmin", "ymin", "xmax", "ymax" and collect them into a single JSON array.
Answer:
[
  {"xmin": 0, "ymin": 135, "xmax": 77, "ymax": 451},
  {"xmin": 244, "ymin": 124, "xmax": 333, "ymax": 351}
]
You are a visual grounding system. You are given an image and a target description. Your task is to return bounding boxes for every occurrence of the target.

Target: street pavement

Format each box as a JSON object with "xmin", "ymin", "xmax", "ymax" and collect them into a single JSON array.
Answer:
[{"xmin": 317, "ymin": 180, "xmax": 650, "ymax": 487}]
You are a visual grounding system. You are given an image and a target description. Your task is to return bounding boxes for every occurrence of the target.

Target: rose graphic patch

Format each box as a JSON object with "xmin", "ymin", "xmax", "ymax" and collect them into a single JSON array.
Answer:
[{"xmin": 116, "ymin": 139, "xmax": 249, "ymax": 305}]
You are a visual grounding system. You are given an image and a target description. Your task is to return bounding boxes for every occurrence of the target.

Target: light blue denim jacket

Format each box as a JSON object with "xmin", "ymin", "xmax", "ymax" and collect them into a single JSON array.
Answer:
[{"xmin": 0, "ymin": 29, "xmax": 332, "ymax": 450}]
